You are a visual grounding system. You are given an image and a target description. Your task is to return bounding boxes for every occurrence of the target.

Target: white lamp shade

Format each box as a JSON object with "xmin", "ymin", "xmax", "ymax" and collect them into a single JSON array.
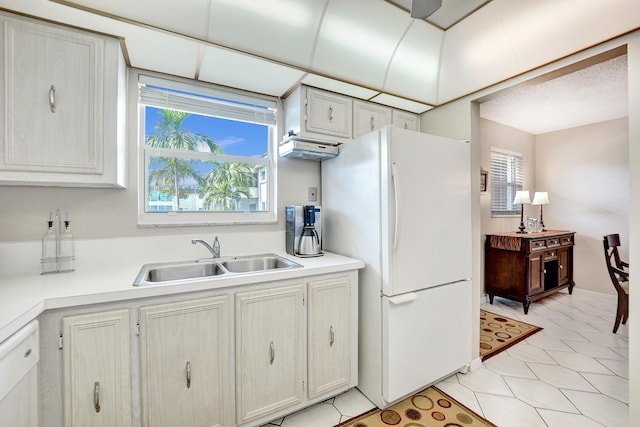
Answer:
[
  {"xmin": 532, "ymin": 192, "xmax": 550, "ymax": 205},
  {"xmin": 513, "ymin": 190, "xmax": 531, "ymax": 205}
]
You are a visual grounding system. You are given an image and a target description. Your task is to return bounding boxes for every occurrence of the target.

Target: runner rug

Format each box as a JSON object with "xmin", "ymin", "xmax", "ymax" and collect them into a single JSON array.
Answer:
[
  {"xmin": 336, "ymin": 386, "xmax": 496, "ymax": 427},
  {"xmin": 480, "ymin": 309, "xmax": 542, "ymax": 360}
]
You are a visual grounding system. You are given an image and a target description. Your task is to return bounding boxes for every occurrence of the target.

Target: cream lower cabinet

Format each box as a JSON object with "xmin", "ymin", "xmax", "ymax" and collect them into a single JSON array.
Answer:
[
  {"xmin": 307, "ymin": 277, "xmax": 351, "ymax": 398},
  {"xmin": 62, "ymin": 309, "xmax": 132, "ymax": 427},
  {"xmin": 138, "ymin": 296, "xmax": 231, "ymax": 427},
  {"xmin": 235, "ymin": 284, "xmax": 305, "ymax": 424}
]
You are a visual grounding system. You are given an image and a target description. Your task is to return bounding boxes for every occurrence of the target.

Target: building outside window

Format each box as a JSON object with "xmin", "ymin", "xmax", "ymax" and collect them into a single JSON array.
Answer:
[
  {"xmin": 136, "ymin": 72, "xmax": 278, "ymax": 226},
  {"xmin": 490, "ymin": 148, "xmax": 524, "ymax": 217}
]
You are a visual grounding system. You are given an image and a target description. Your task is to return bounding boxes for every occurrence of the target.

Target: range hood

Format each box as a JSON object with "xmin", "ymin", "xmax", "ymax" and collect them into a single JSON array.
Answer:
[{"xmin": 278, "ymin": 136, "xmax": 339, "ymax": 161}]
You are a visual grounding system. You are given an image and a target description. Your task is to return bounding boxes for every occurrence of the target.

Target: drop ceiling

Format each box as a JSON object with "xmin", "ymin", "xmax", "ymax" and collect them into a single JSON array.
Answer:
[{"xmin": 1, "ymin": 0, "xmax": 639, "ymax": 130}]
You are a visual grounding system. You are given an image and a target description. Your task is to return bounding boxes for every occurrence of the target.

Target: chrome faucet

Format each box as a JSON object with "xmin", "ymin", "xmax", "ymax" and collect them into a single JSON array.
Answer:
[{"xmin": 192, "ymin": 236, "xmax": 220, "ymax": 258}]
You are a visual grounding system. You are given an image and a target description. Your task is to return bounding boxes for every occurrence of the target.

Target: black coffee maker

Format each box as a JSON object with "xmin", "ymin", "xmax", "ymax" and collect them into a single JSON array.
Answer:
[{"xmin": 297, "ymin": 205, "xmax": 322, "ymax": 256}]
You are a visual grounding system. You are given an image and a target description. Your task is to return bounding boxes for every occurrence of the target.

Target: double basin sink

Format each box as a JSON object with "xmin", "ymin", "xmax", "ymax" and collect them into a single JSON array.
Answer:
[{"xmin": 134, "ymin": 253, "xmax": 302, "ymax": 286}]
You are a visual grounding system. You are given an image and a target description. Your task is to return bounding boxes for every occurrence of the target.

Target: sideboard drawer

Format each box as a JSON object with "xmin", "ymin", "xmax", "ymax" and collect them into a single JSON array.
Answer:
[
  {"xmin": 531, "ymin": 240, "xmax": 546, "ymax": 250},
  {"xmin": 546, "ymin": 238, "xmax": 561, "ymax": 247},
  {"xmin": 561, "ymin": 235, "xmax": 574, "ymax": 245}
]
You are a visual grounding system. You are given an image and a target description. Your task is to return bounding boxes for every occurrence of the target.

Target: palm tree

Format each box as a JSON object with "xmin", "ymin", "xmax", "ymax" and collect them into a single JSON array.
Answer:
[
  {"xmin": 202, "ymin": 162, "xmax": 256, "ymax": 211},
  {"xmin": 145, "ymin": 109, "xmax": 222, "ymax": 210}
]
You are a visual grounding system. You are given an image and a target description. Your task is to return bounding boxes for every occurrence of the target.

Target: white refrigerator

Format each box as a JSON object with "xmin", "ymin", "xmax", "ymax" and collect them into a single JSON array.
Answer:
[{"xmin": 321, "ymin": 126, "xmax": 473, "ymax": 408}]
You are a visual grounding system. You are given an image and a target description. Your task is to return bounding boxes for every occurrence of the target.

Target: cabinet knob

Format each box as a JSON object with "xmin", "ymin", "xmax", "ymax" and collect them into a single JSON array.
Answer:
[
  {"xmin": 94, "ymin": 381, "xmax": 101, "ymax": 413},
  {"xmin": 560, "ymin": 265, "xmax": 564, "ymax": 269}
]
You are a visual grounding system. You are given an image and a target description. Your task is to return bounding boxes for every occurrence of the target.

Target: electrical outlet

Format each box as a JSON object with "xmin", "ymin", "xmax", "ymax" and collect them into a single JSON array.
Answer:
[{"xmin": 308, "ymin": 187, "xmax": 317, "ymax": 202}]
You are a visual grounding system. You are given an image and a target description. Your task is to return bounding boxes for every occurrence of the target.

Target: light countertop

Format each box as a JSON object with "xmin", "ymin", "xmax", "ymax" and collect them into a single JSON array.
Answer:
[{"xmin": 0, "ymin": 251, "xmax": 364, "ymax": 342}]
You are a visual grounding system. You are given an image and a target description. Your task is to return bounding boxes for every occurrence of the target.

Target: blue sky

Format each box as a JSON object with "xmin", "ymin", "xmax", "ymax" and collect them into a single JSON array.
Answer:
[{"xmin": 145, "ymin": 106, "xmax": 268, "ymax": 157}]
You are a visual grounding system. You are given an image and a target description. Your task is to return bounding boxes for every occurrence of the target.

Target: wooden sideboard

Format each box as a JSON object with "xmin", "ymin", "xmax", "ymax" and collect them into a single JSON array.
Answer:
[{"xmin": 484, "ymin": 230, "xmax": 575, "ymax": 314}]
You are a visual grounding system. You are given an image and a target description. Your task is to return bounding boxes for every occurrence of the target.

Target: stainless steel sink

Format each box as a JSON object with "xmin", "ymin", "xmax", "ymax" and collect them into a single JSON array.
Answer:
[
  {"xmin": 144, "ymin": 261, "xmax": 226, "ymax": 283},
  {"xmin": 133, "ymin": 254, "xmax": 302, "ymax": 286},
  {"xmin": 220, "ymin": 255, "xmax": 300, "ymax": 273}
]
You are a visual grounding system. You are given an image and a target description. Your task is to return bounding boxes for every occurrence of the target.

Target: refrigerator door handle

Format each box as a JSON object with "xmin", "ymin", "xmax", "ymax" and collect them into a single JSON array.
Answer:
[
  {"xmin": 387, "ymin": 292, "xmax": 417, "ymax": 305},
  {"xmin": 391, "ymin": 161, "xmax": 400, "ymax": 253}
]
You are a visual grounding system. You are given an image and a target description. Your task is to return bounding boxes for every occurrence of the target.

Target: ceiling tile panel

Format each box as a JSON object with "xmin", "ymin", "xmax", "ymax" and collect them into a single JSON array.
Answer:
[
  {"xmin": 384, "ymin": 20, "xmax": 443, "ymax": 104},
  {"xmin": 369, "ymin": 93, "xmax": 432, "ymax": 113},
  {"xmin": 301, "ymin": 75, "xmax": 380, "ymax": 100},
  {"xmin": 207, "ymin": 0, "xmax": 327, "ymax": 68},
  {"xmin": 312, "ymin": 0, "xmax": 411, "ymax": 88},
  {"xmin": 58, "ymin": 0, "xmax": 211, "ymax": 39},
  {"xmin": 198, "ymin": 46, "xmax": 306, "ymax": 96},
  {"xmin": 125, "ymin": 28, "xmax": 200, "ymax": 78}
]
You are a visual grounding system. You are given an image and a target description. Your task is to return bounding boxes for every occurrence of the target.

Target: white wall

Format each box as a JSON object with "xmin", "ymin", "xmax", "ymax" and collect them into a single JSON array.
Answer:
[
  {"xmin": 479, "ymin": 119, "xmax": 536, "ymax": 236},
  {"xmin": 536, "ymin": 118, "xmax": 629, "ymax": 294}
]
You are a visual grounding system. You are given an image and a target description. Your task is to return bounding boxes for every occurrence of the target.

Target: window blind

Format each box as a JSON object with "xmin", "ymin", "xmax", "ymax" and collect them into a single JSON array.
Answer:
[
  {"xmin": 139, "ymin": 75, "xmax": 277, "ymax": 126},
  {"xmin": 490, "ymin": 149, "xmax": 524, "ymax": 216}
]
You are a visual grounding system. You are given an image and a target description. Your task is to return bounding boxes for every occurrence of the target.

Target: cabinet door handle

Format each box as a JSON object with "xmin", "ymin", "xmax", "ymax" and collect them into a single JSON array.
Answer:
[
  {"xmin": 329, "ymin": 326, "xmax": 335, "ymax": 347},
  {"xmin": 370, "ymin": 115, "xmax": 375, "ymax": 130},
  {"xmin": 49, "ymin": 85, "xmax": 56, "ymax": 113},
  {"xmin": 186, "ymin": 361, "xmax": 191, "ymax": 388},
  {"xmin": 94, "ymin": 381, "xmax": 101, "ymax": 413},
  {"xmin": 328, "ymin": 106, "xmax": 334, "ymax": 122},
  {"xmin": 269, "ymin": 341, "xmax": 275, "ymax": 365},
  {"xmin": 404, "ymin": 122, "xmax": 408, "ymax": 129}
]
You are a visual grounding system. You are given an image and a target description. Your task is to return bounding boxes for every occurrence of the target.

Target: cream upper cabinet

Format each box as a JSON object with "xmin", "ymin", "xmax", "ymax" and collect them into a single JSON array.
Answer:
[
  {"xmin": 62, "ymin": 309, "xmax": 131, "ymax": 427},
  {"xmin": 307, "ymin": 276, "xmax": 351, "ymax": 398},
  {"xmin": 284, "ymin": 86, "xmax": 352, "ymax": 144},
  {"xmin": 138, "ymin": 296, "xmax": 231, "ymax": 427},
  {"xmin": 235, "ymin": 284, "xmax": 304, "ymax": 423},
  {"xmin": 392, "ymin": 110, "xmax": 420, "ymax": 132},
  {"xmin": 353, "ymin": 101, "xmax": 392, "ymax": 138},
  {"xmin": 0, "ymin": 12, "xmax": 126, "ymax": 187}
]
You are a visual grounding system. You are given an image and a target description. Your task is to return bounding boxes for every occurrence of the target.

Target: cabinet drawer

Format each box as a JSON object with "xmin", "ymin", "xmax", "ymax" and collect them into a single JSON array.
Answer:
[
  {"xmin": 531, "ymin": 240, "xmax": 546, "ymax": 250},
  {"xmin": 546, "ymin": 238, "xmax": 561, "ymax": 247},
  {"xmin": 561, "ymin": 235, "xmax": 574, "ymax": 245}
]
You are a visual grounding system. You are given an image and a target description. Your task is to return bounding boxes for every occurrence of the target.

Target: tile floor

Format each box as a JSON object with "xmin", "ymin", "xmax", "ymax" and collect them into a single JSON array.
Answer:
[{"xmin": 261, "ymin": 288, "xmax": 629, "ymax": 427}]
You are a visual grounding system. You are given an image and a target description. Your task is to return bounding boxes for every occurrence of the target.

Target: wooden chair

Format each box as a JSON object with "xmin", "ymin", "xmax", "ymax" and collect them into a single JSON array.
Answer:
[{"xmin": 603, "ymin": 234, "xmax": 629, "ymax": 333}]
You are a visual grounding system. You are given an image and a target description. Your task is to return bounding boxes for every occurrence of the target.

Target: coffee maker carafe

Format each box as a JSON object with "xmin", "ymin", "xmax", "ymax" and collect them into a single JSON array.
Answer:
[{"xmin": 298, "ymin": 205, "xmax": 321, "ymax": 256}]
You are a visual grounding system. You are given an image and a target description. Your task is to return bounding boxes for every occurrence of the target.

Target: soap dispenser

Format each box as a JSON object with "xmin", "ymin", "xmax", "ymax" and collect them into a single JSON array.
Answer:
[
  {"xmin": 41, "ymin": 212, "xmax": 57, "ymax": 274},
  {"xmin": 58, "ymin": 212, "xmax": 75, "ymax": 272}
]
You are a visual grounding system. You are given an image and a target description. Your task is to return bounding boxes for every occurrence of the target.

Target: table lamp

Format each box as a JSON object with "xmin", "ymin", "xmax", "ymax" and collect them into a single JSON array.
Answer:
[
  {"xmin": 532, "ymin": 191, "xmax": 549, "ymax": 231},
  {"xmin": 513, "ymin": 190, "xmax": 531, "ymax": 233}
]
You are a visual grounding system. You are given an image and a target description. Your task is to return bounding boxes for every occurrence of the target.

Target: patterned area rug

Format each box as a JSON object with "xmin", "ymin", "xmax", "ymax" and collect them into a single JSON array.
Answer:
[
  {"xmin": 336, "ymin": 386, "xmax": 496, "ymax": 427},
  {"xmin": 480, "ymin": 309, "xmax": 542, "ymax": 360}
]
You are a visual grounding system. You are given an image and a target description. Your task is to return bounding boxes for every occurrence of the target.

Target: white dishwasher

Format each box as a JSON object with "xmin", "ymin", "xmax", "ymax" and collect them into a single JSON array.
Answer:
[{"xmin": 0, "ymin": 320, "xmax": 39, "ymax": 427}]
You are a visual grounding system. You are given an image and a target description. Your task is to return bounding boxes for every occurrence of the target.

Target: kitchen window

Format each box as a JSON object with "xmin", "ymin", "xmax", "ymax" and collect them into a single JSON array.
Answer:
[
  {"xmin": 136, "ymin": 73, "xmax": 278, "ymax": 226},
  {"xmin": 490, "ymin": 148, "xmax": 524, "ymax": 216}
]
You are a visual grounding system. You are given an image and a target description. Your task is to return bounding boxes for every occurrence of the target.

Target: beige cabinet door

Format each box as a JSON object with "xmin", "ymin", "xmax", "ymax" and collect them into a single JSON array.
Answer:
[
  {"xmin": 307, "ymin": 276, "xmax": 351, "ymax": 398},
  {"xmin": 62, "ymin": 309, "xmax": 131, "ymax": 427},
  {"xmin": 392, "ymin": 110, "xmax": 419, "ymax": 131},
  {"xmin": 354, "ymin": 101, "xmax": 391, "ymax": 138},
  {"xmin": 236, "ymin": 285, "xmax": 304, "ymax": 423},
  {"xmin": 305, "ymin": 87, "xmax": 353, "ymax": 139},
  {"xmin": 138, "ymin": 296, "xmax": 231, "ymax": 427},
  {"xmin": 0, "ymin": 12, "xmax": 124, "ymax": 187}
]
